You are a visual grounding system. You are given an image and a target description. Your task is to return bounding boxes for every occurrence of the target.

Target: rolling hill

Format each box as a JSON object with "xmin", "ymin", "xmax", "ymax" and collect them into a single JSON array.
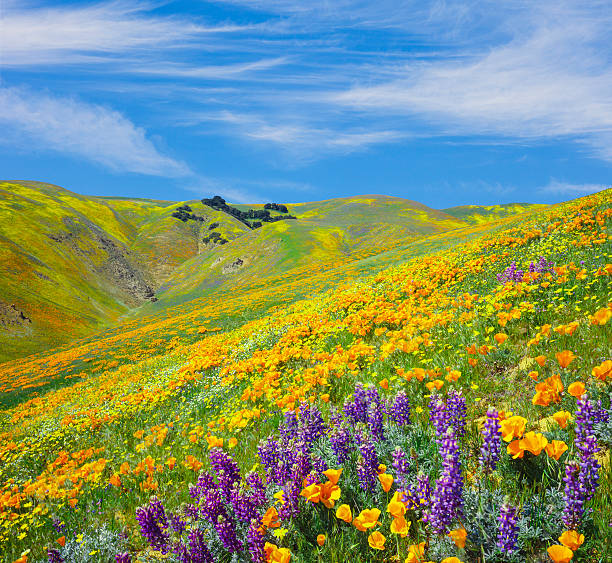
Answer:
[{"xmin": 0, "ymin": 184, "xmax": 471, "ymax": 362}]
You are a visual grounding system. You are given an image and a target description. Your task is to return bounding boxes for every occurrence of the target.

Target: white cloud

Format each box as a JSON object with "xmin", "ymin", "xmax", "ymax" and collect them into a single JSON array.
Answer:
[
  {"xmin": 0, "ymin": 87, "xmax": 189, "ymax": 176},
  {"xmin": 332, "ymin": 4, "xmax": 612, "ymax": 160},
  {"xmin": 1, "ymin": 1, "xmax": 246, "ymax": 66},
  {"xmin": 129, "ymin": 57, "xmax": 290, "ymax": 79},
  {"xmin": 539, "ymin": 180, "xmax": 608, "ymax": 195},
  {"xmin": 194, "ymin": 111, "xmax": 404, "ymax": 157}
]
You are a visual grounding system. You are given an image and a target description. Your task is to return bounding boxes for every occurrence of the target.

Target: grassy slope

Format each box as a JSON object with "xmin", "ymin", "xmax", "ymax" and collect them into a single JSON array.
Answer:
[
  {"xmin": 145, "ymin": 195, "xmax": 468, "ymax": 309},
  {"xmin": 442, "ymin": 203, "xmax": 548, "ymax": 225},
  {"xmin": 0, "ymin": 182, "xmax": 245, "ymax": 362},
  {"xmin": 0, "ymin": 189, "xmax": 610, "ymax": 561}
]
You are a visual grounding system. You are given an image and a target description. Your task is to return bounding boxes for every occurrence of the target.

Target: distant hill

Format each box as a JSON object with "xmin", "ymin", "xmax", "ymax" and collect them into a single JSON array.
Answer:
[
  {"xmin": 0, "ymin": 183, "xmax": 545, "ymax": 363},
  {"xmin": 442, "ymin": 203, "xmax": 547, "ymax": 224}
]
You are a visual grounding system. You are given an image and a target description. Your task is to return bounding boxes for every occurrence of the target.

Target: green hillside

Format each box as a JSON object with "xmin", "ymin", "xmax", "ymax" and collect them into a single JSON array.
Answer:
[
  {"xmin": 442, "ymin": 203, "xmax": 547, "ymax": 224},
  {"xmin": 0, "ymin": 183, "xmax": 552, "ymax": 367},
  {"xmin": 0, "ymin": 182, "xmax": 241, "ymax": 362}
]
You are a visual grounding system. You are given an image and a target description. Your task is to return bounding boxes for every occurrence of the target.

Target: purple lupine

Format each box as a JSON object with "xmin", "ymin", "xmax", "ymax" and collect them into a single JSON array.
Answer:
[
  {"xmin": 388, "ymin": 390, "xmax": 411, "ymax": 426},
  {"xmin": 47, "ymin": 549, "xmax": 64, "ymax": 563},
  {"xmin": 258, "ymin": 436, "xmax": 280, "ymax": 471},
  {"xmin": 356, "ymin": 430, "xmax": 379, "ymax": 492},
  {"xmin": 429, "ymin": 394, "xmax": 450, "ymax": 443},
  {"xmin": 210, "ymin": 448, "xmax": 241, "ymax": 500},
  {"xmin": 593, "ymin": 399, "xmax": 610, "ymax": 424},
  {"xmin": 246, "ymin": 471, "xmax": 267, "ymax": 507},
  {"xmin": 497, "ymin": 262, "xmax": 524, "ymax": 283},
  {"xmin": 190, "ymin": 473, "xmax": 216, "ymax": 501},
  {"xmin": 575, "ymin": 395, "xmax": 600, "ymax": 503},
  {"xmin": 215, "ymin": 515, "xmax": 243, "ymax": 552},
  {"xmin": 169, "ymin": 511, "xmax": 187, "ymax": 535},
  {"xmin": 480, "ymin": 407, "xmax": 501, "ymax": 473},
  {"xmin": 115, "ymin": 554, "xmax": 131, "ymax": 563},
  {"xmin": 136, "ymin": 497, "xmax": 171, "ymax": 554},
  {"xmin": 330, "ymin": 422, "xmax": 353, "ymax": 464},
  {"xmin": 367, "ymin": 401, "xmax": 385, "ymax": 441},
  {"xmin": 416, "ymin": 473, "xmax": 431, "ymax": 508},
  {"xmin": 312, "ymin": 455, "xmax": 328, "ymax": 475},
  {"xmin": 392, "ymin": 447, "xmax": 410, "ymax": 487},
  {"xmin": 247, "ymin": 519, "xmax": 267, "ymax": 563},
  {"xmin": 563, "ymin": 461, "xmax": 584, "ymax": 530},
  {"xmin": 278, "ymin": 479, "xmax": 301, "ymax": 520},
  {"xmin": 230, "ymin": 485, "xmax": 259, "ymax": 522},
  {"xmin": 447, "ymin": 390, "xmax": 467, "ymax": 438},
  {"xmin": 344, "ymin": 383, "xmax": 368, "ymax": 423},
  {"xmin": 199, "ymin": 487, "xmax": 226, "ymax": 523},
  {"xmin": 298, "ymin": 402, "xmax": 327, "ymax": 447},
  {"xmin": 280, "ymin": 409, "xmax": 299, "ymax": 441},
  {"xmin": 187, "ymin": 528, "xmax": 214, "ymax": 563},
  {"xmin": 497, "ymin": 502, "xmax": 519, "ymax": 554},
  {"xmin": 426, "ymin": 427, "xmax": 463, "ymax": 533}
]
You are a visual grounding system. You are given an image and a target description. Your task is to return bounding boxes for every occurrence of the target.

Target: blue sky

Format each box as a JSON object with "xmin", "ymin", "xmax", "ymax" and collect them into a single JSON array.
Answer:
[{"xmin": 1, "ymin": 0, "xmax": 611, "ymax": 208}]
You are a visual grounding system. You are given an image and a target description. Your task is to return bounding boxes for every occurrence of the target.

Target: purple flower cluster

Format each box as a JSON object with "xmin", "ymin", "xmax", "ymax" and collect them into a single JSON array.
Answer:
[
  {"xmin": 563, "ymin": 395, "xmax": 601, "ymax": 529},
  {"xmin": 388, "ymin": 390, "xmax": 411, "ymax": 426},
  {"xmin": 480, "ymin": 407, "xmax": 501, "ymax": 473},
  {"xmin": 497, "ymin": 257, "xmax": 554, "ymax": 283},
  {"xmin": 368, "ymin": 401, "xmax": 385, "ymax": 441},
  {"xmin": 47, "ymin": 549, "xmax": 64, "ymax": 563},
  {"xmin": 329, "ymin": 420, "xmax": 354, "ymax": 463},
  {"xmin": 426, "ymin": 427, "xmax": 463, "ymax": 533},
  {"xmin": 392, "ymin": 446, "xmax": 410, "ymax": 487},
  {"xmin": 356, "ymin": 430, "xmax": 379, "ymax": 492},
  {"xmin": 497, "ymin": 502, "xmax": 519, "ymax": 554},
  {"xmin": 136, "ymin": 496, "xmax": 170, "ymax": 554},
  {"xmin": 429, "ymin": 390, "xmax": 466, "ymax": 442},
  {"xmin": 114, "ymin": 554, "xmax": 131, "ymax": 563},
  {"xmin": 176, "ymin": 528, "xmax": 214, "ymax": 563}
]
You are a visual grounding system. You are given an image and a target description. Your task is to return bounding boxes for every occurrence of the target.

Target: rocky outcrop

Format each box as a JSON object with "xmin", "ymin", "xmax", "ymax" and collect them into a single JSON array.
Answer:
[
  {"xmin": 222, "ymin": 258, "xmax": 244, "ymax": 274},
  {"xmin": 0, "ymin": 302, "xmax": 33, "ymax": 335}
]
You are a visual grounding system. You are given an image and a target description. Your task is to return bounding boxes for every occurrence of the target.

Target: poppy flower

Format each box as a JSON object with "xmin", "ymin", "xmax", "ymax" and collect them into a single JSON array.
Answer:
[
  {"xmin": 368, "ymin": 531, "xmax": 386, "ymax": 550},
  {"xmin": 547, "ymin": 544, "xmax": 573, "ymax": 563},
  {"xmin": 558, "ymin": 530, "xmax": 584, "ymax": 551},
  {"xmin": 336, "ymin": 504, "xmax": 352, "ymax": 523},
  {"xmin": 567, "ymin": 382, "xmax": 585, "ymax": 398}
]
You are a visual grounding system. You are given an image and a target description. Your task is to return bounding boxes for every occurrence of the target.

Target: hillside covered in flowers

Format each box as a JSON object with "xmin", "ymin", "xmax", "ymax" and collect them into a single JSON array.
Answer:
[{"xmin": 1, "ymin": 188, "xmax": 611, "ymax": 563}]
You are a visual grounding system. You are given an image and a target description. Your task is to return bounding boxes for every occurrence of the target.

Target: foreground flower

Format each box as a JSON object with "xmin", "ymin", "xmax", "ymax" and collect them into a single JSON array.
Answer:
[
  {"xmin": 545, "ymin": 440, "xmax": 569, "ymax": 460},
  {"xmin": 519, "ymin": 431, "xmax": 548, "ymax": 456},
  {"xmin": 556, "ymin": 350, "xmax": 576, "ymax": 369},
  {"xmin": 558, "ymin": 530, "xmax": 584, "ymax": 551},
  {"xmin": 316, "ymin": 534, "xmax": 325, "ymax": 546},
  {"xmin": 480, "ymin": 407, "xmax": 501, "ymax": 473},
  {"xmin": 553, "ymin": 411, "xmax": 572, "ymax": 429},
  {"xmin": 336, "ymin": 504, "xmax": 352, "ymax": 523},
  {"xmin": 497, "ymin": 502, "xmax": 519, "ymax": 554},
  {"xmin": 353, "ymin": 508, "xmax": 381, "ymax": 531},
  {"xmin": 547, "ymin": 544, "xmax": 574, "ymax": 563},
  {"xmin": 368, "ymin": 531, "xmax": 386, "ymax": 550},
  {"xmin": 405, "ymin": 542, "xmax": 427, "ymax": 563},
  {"xmin": 500, "ymin": 416, "xmax": 527, "ymax": 442},
  {"xmin": 390, "ymin": 515, "xmax": 410, "ymax": 537},
  {"xmin": 448, "ymin": 527, "xmax": 467, "ymax": 549}
]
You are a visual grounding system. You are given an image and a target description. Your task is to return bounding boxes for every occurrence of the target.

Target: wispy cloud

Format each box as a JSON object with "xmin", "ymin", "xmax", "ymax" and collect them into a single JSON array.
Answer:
[
  {"xmin": 192, "ymin": 111, "xmax": 404, "ymax": 158},
  {"xmin": 539, "ymin": 180, "xmax": 609, "ymax": 195},
  {"xmin": 0, "ymin": 87, "xmax": 189, "ymax": 176},
  {"xmin": 128, "ymin": 57, "xmax": 290, "ymax": 80},
  {"xmin": 1, "ymin": 1, "xmax": 246, "ymax": 66},
  {"xmin": 332, "ymin": 3, "xmax": 612, "ymax": 160}
]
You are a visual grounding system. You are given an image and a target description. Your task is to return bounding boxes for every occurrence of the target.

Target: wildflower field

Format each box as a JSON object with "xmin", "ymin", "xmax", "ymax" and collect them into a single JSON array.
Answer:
[{"xmin": 1, "ymin": 188, "xmax": 611, "ymax": 563}]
